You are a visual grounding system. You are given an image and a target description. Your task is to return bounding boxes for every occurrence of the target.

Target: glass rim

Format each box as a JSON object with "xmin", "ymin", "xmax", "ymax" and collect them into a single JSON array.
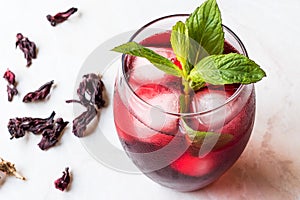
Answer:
[{"xmin": 121, "ymin": 14, "xmax": 250, "ymax": 117}]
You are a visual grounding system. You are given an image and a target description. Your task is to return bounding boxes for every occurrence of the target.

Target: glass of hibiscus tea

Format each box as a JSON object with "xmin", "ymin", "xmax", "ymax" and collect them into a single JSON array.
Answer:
[{"xmin": 112, "ymin": 0, "xmax": 265, "ymax": 192}]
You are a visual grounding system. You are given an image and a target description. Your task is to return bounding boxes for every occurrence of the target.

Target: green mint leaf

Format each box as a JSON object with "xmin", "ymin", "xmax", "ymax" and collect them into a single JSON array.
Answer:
[
  {"xmin": 185, "ymin": 0, "xmax": 224, "ymax": 64},
  {"xmin": 170, "ymin": 21, "xmax": 191, "ymax": 77},
  {"xmin": 188, "ymin": 53, "xmax": 266, "ymax": 85},
  {"xmin": 182, "ymin": 117, "xmax": 233, "ymax": 154},
  {"xmin": 112, "ymin": 42, "xmax": 182, "ymax": 77},
  {"xmin": 182, "ymin": 119, "xmax": 233, "ymax": 151}
]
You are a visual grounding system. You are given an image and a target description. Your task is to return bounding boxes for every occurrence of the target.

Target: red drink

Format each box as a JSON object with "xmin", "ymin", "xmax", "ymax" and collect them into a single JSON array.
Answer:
[{"xmin": 113, "ymin": 15, "xmax": 255, "ymax": 191}]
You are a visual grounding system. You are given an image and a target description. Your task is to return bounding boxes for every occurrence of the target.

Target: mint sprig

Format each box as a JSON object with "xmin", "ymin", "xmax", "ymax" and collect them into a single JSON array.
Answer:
[
  {"xmin": 112, "ymin": 41, "xmax": 182, "ymax": 77},
  {"xmin": 112, "ymin": 0, "xmax": 266, "ymax": 150},
  {"xmin": 112, "ymin": 0, "xmax": 266, "ymax": 88}
]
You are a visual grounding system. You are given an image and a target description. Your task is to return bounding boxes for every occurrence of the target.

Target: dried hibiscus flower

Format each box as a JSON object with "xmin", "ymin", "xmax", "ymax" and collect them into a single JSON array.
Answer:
[
  {"xmin": 8, "ymin": 111, "xmax": 56, "ymax": 139},
  {"xmin": 67, "ymin": 74, "xmax": 105, "ymax": 109},
  {"xmin": 8, "ymin": 111, "xmax": 68, "ymax": 150},
  {"xmin": 3, "ymin": 69, "xmax": 18, "ymax": 102},
  {"xmin": 54, "ymin": 167, "xmax": 71, "ymax": 191},
  {"xmin": 3, "ymin": 69, "xmax": 16, "ymax": 85},
  {"xmin": 66, "ymin": 73, "xmax": 105, "ymax": 137},
  {"xmin": 47, "ymin": 7, "xmax": 78, "ymax": 27},
  {"xmin": 38, "ymin": 117, "xmax": 69, "ymax": 150},
  {"xmin": 16, "ymin": 33, "xmax": 37, "ymax": 67},
  {"xmin": 7, "ymin": 85, "xmax": 18, "ymax": 102},
  {"xmin": 0, "ymin": 157, "xmax": 26, "ymax": 180},
  {"xmin": 23, "ymin": 80, "xmax": 54, "ymax": 103},
  {"xmin": 71, "ymin": 105, "xmax": 97, "ymax": 137}
]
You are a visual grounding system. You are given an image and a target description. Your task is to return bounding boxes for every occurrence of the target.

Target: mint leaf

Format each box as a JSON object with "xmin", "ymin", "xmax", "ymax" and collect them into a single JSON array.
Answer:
[
  {"xmin": 170, "ymin": 21, "xmax": 191, "ymax": 77},
  {"xmin": 188, "ymin": 53, "xmax": 266, "ymax": 85},
  {"xmin": 183, "ymin": 120, "xmax": 233, "ymax": 151},
  {"xmin": 112, "ymin": 42, "xmax": 182, "ymax": 77},
  {"xmin": 185, "ymin": 0, "xmax": 224, "ymax": 64}
]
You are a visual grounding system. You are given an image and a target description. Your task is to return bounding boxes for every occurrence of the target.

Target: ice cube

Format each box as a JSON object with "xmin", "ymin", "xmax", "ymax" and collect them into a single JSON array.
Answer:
[
  {"xmin": 191, "ymin": 88, "xmax": 231, "ymax": 131},
  {"xmin": 129, "ymin": 115, "xmax": 173, "ymax": 147},
  {"xmin": 129, "ymin": 84, "xmax": 179, "ymax": 135},
  {"xmin": 128, "ymin": 47, "xmax": 177, "ymax": 89}
]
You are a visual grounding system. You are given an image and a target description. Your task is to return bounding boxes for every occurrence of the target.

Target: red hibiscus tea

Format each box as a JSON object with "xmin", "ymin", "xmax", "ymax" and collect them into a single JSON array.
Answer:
[{"xmin": 113, "ymin": 15, "xmax": 256, "ymax": 191}]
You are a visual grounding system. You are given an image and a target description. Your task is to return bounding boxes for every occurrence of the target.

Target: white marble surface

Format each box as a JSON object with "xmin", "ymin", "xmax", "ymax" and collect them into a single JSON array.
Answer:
[{"xmin": 0, "ymin": 0, "xmax": 299, "ymax": 199}]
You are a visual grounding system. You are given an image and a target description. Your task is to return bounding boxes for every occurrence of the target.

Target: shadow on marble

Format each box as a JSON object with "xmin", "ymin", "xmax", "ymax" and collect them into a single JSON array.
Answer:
[{"xmin": 188, "ymin": 134, "xmax": 300, "ymax": 200}]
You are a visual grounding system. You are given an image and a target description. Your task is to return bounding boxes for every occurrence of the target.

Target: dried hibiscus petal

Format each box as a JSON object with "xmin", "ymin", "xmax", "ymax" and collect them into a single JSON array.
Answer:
[
  {"xmin": 72, "ymin": 105, "xmax": 97, "ymax": 137},
  {"xmin": 16, "ymin": 33, "xmax": 37, "ymax": 67},
  {"xmin": 38, "ymin": 118, "xmax": 69, "ymax": 150},
  {"xmin": 66, "ymin": 73, "xmax": 105, "ymax": 137},
  {"xmin": 54, "ymin": 167, "xmax": 71, "ymax": 191},
  {"xmin": 8, "ymin": 111, "xmax": 56, "ymax": 139},
  {"xmin": 8, "ymin": 112, "xmax": 68, "ymax": 150},
  {"xmin": 23, "ymin": 80, "xmax": 54, "ymax": 103},
  {"xmin": 3, "ymin": 69, "xmax": 16, "ymax": 85},
  {"xmin": 7, "ymin": 85, "xmax": 18, "ymax": 102},
  {"xmin": 67, "ymin": 74, "xmax": 105, "ymax": 109},
  {"xmin": 3, "ymin": 69, "xmax": 18, "ymax": 102},
  {"xmin": 47, "ymin": 7, "xmax": 78, "ymax": 27}
]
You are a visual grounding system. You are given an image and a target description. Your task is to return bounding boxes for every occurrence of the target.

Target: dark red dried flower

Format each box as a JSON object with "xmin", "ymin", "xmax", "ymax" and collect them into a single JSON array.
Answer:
[
  {"xmin": 38, "ymin": 118, "xmax": 69, "ymax": 150},
  {"xmin": 8, "ymin": 112, "xmax": 68, "ymax": 150},
  {"xmin": 66, "ymin": 73, "xmax": 105, "ymax": 137},
  {"xmin": 23, "ymin": 80, "xmax": 54, "ymax": 103},
  {"xmin": 72, "ymin": 105, "xmax": 97, "ymax": 137},
  {"xmin": 8, "ymin": 112, "xmax": 55, "ymax": 139},
  {"xmin": 67, "ymin": 74, "xmax": 105, "ymax": 109},
  {"xmin": 47, "ymin": 7, "xmax": 78, "ymax": 27},
  {"xmin": 3, "ymin": 69, "xmax": 18, "ymax": 102},
  {"xmin": 16, "ymin": 33, "xmax": 37, "ymax": 67},
  {"xmin": 54, "ymin": 167, "xmax": 71, "ymax": 191},
  {"xmin": 3, "ymin": 69, "xmax": 16, "ymax": 85},
  {"xmin": 7, "ymin": 85, "xmax": 18, "ymax": 102}
]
